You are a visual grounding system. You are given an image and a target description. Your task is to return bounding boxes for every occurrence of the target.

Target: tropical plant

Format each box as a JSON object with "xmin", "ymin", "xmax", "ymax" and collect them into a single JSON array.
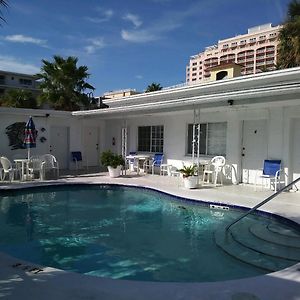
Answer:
[
  {"xmin": 0, "ymin": 0, "xmax": 8, "ymax": 24},
  {"xmin": 36, "ymin": 55, "xmax": 95, "ymax": 111},
  {"xmin": 100, "ymin": 150, "xmax": 125, "ymax": 168},
  {"xmin": 257, "ymin": 65, "xmax": 279, "ymax": 73},
  {"xmin": 145, "ymin": 82, "xmax": 162, "ymax": 93},
  {"xmin": 277, "ymin": 0, "xmax": 300, "ymax": 69},
  {"xmin": 179, "ymin": 165, "xmax": 197, "ymax": 178},
  {"xmin": 0, "ymin": 89, "xmax": 37, "ymax": 108}
]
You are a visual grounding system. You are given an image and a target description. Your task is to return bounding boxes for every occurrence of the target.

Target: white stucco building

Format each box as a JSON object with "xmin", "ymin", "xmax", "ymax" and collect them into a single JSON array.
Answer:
[
  {"xmin": 0, "ymin": 70, "xmax": 40, "ymax": 97},
  {"xmin": 0, "ymin": 67, "xmax": 299, "ymax": 189}
]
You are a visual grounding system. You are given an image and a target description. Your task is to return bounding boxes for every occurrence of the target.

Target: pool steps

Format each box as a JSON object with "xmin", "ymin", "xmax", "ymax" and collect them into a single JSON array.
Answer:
[
  {"xmin": 250, "ymin": 224, "xmax": 300, "ymax": 248},
  {"xmin": 215, "ymin": 220, "xmax": 300, "ymax": 272},
  {"xmin": 268, "ymin": 223, "xmax": 300, "ymax": 238}
]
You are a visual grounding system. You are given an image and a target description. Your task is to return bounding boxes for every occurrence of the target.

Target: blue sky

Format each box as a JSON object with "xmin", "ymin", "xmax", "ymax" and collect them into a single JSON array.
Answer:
[{"xmin": 0, "ymin": 0, "xmax": 291, "ymax": 95}]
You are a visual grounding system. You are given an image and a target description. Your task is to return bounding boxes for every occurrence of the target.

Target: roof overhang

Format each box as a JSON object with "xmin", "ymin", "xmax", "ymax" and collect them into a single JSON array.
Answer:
[{"xmin": 73, "ymin": 67, "xmax": 300, "ymax": 119}]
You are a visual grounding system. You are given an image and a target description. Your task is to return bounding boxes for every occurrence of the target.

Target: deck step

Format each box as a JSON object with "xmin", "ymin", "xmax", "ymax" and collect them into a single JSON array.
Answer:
[
  {"xmin": 267, "ymin": 223, "xmax": 300, "ymax": 238},
  {"xmin": 230, "ymin": 223, "xmax": 300, "ymax": 261},
  {"xmin": 250, "ymin": 224, "xmax": 300, "ymax": 248},
  {"xmin": 214, "ymin": 229, "xmax": 294, "ymax": 272}
]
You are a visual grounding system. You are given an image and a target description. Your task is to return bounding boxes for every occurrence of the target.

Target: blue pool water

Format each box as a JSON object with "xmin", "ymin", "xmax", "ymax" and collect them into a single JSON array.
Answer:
[{"xmin": 0, "ymin": 185, "xmax": 297, "ymax": 282}]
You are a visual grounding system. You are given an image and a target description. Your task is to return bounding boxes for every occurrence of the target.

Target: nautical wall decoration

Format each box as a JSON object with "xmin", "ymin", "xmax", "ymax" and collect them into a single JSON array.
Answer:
[
  {"xmin": 5, "ymin": 122, "xmax": 26, "ymax": 150},
  {"xmin": 40, "ymin": 137, "xmax": 47, "ymax": 143},
  {"xmin": 6, "ymin": 122, "xmax": 39, "ymax": 150}
]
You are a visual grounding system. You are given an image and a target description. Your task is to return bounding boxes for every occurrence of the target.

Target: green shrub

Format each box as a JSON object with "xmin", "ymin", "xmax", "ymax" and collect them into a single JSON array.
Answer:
[
  {"xmin": 100, "ymin": 150, "xmax": 125, "ymax": 168},
  {"xmin": 179, "ymin": 165, "xmax": 197, "ymax": 178}
]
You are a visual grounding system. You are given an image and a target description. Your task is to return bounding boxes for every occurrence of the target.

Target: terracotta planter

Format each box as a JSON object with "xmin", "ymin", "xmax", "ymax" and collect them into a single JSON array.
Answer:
[
  {"xmin": 107, "ymin": 166, "xmax": 122, "ymax": 178},
  {"xmin": 183, "ymin": 176, "xmax": 198, "ymax": 189}
]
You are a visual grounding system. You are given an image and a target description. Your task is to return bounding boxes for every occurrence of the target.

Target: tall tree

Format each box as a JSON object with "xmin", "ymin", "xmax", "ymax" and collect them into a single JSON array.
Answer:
[
  {"xmin": 0, "ymin": 0, "xmax": 8, "ymax": 24},
  {"xmin": 277, "ymin": 0, "xmax": 300, "ymax": 68},
  {"xmin": 0, "ymin": 89, "xmax": 37, "ymax": 108},
  {"xmin": 37, "ymin": 55, "xmax": 95, "ymax": 111},
  {"xmin": 145, "ymin": 83, "xmax": 163, "ymax": 93}
]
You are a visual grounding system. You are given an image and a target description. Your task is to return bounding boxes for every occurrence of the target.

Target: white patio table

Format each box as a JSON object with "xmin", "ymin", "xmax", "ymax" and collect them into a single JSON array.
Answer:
[
  {"xmin": 14, "ymin": 158, "xmax": 30, "ymax": 181},
  {"xmin": 125, "ymin": 154, "xmax": 150, "ymax": 175}
]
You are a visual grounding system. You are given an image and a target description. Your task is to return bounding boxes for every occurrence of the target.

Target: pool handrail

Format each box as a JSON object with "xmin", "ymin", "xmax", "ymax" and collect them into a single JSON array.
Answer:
[{"xmin": 226, "ymin": 176, "xmax": 300, "ymax": 232}]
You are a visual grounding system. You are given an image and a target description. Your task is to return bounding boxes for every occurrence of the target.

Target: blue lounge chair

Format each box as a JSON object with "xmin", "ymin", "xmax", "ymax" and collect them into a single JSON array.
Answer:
[{"xmin": 255, "ymin": 159, "xmax": 282, "ymax": 192}]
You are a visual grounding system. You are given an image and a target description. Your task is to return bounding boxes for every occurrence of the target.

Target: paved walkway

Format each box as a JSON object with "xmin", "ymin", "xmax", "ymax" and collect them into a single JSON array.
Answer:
[{"xmin": 0, "ymin": 172, "xmax": 299, "ymax": 300}]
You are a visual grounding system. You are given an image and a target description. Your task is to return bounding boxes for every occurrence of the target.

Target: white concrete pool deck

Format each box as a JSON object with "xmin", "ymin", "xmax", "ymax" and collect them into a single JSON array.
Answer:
[{"xmin": 0, "ymin": 172, "xmax": 300, "ymax": 300}]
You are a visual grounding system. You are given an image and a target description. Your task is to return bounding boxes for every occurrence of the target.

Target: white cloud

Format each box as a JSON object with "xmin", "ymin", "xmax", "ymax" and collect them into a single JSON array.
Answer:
[
  {"xmin": 121, "ymin": 15, "xmax": 180, "ymax": 43},
  {"xmin": 85, "ymin": 9, "xmax": 114, "ymax": 23},
  {"xmin": 84, "ymin": 37, "xmax": 105, "ymax": 54},
  {"xmin": 135, "ymin": 75, "xmax": 143, "ymax": 79},
  {"xmin": 121, "ymin": 0, "xmax": 227, "ymax": 44},
  {"xmin": 121, "ymin": 29, "xmax": 159, "ymax": 43},
  {"xmin": 0, "ymin": 55, "xmax": 40, "ymax": 74},
  {"xmin": 4, "ymin": 34, "xmax": 47, "ymax": 47},
  {"xmin": 123, "ymin": 13, "xmax": 142, "ymax": 28}
]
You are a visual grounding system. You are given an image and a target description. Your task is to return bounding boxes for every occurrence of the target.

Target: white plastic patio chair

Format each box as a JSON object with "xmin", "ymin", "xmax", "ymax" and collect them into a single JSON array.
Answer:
[
  {"xmin": 0, "ymin": 156, "xmax": 20, "ymax": 182},
  {"xmin": 126, "ymin": 151, "xmax": 137, "ymax": 172},
  {"xmin": 28, "ymin": 156, "xmax": 44, "ymax": 180},
  {"xmin": 203, "ymin": 156, "xmax": 226, "ymax": 186},
  {"xmin": 41, "ymin": 154, "xmax": 59, "ymax": 179}
]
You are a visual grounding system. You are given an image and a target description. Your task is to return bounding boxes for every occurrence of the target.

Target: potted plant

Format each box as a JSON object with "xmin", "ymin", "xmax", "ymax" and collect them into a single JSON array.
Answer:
[
  {"xmin": 179, "ymin": 164, "xmax": 198, "ymax": 189},
  {"xmin": 100, "ymin": 150, "xmax": 125, "ymax": 178}
]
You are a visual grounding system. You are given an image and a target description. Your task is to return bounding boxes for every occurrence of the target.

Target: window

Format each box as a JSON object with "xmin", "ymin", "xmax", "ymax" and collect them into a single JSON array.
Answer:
[
  {"xmin": 138, "ymin": 125, "xmax": 164, "ymax": 153},
  {"xmin": 0, "ymin": 75, "xmax": 5, "ymax": 84},
  {"xmin": 216, "ymin": 71, "xmax": 228, "ymax": 81},
  {"xmin": 19, "ymin": 78, "xmax": 32, "ymax": 86},
  {"xmin": 187, "ymin": 122, "xmax": 227, "ymax": 156}
]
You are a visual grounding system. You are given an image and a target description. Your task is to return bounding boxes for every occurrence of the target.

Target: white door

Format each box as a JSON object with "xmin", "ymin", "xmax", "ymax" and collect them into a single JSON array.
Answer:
[
  {"xmin": 83, "ymin": 127, "xmax": 99, "ymax": 167},
  {"xmin": 291, "ymin": 119, "xmax": 300, "ymax": 190},
  {"xmin": 241, "ymin": 120, "xmax": 268, "ymax": 184},
  {"xmin": 50, "ymin": 126, "xmax": 69, "ymax": 169}
]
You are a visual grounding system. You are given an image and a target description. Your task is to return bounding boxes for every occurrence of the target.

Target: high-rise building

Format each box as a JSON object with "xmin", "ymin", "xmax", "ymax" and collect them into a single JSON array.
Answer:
[{"xmin": 186, "ymin": 24, "xmax": 281, "ymax": 84}]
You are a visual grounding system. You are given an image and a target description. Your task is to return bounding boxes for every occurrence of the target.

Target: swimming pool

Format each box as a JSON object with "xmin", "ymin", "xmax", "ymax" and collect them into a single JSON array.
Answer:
[{"xmin": 0, "ymin": 184, "xmax": 299, "ymax": 282}]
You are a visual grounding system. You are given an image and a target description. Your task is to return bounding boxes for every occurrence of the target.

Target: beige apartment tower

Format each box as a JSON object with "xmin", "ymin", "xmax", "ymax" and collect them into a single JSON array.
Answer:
[{"xmin": 186, "ymin": 23, "xmax": 281, "ymax": 83}]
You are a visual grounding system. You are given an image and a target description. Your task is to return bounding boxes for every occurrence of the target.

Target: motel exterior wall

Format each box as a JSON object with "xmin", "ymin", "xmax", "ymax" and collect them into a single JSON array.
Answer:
[
  {"xmin": 103, "ymin": 104, "xmax": 300, "ymax": 188},
  {"xmin": 0, "ymin": 108, "xmax": 105, "ymax": 170}
]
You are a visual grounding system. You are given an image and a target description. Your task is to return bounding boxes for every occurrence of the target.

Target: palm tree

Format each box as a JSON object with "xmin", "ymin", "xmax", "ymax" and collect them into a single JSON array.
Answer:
[
  {"xmin": 36, "ymin": 55, "xmax": 95, "ymax": 111},
  {"xmin": 145, "ymin": 83, "xmax": 163, "ymax": 93},
  {"xmin": 0, "ymin": 0, "xmax": 8, "ymax": 24},
  {"xmin": 277, "ymin": 0, "xmax": 300, "ymax": 69}
]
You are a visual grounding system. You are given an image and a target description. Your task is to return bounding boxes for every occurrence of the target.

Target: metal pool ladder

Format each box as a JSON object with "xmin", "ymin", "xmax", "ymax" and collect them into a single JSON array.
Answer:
[{"xmin": 226, "ymin": 177, "xmax": 300, "ymax": 232}]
